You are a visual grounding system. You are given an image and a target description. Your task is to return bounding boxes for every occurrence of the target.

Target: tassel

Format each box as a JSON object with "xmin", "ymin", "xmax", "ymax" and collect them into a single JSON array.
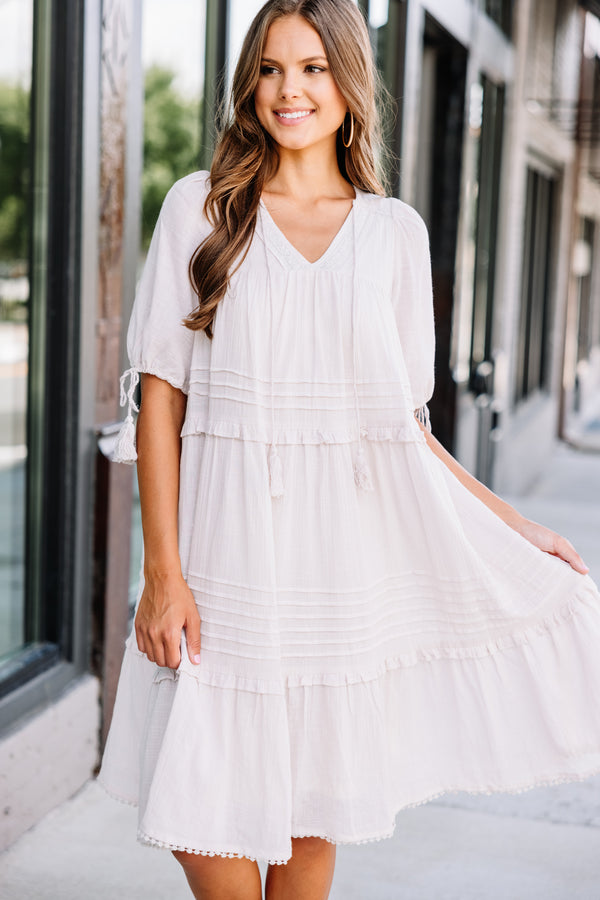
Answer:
[
  {"xmin": 414, "ymin": 404, "xmax": 432, "ymax": 432},
  {"xmin": 113, "ymin": 367, "xmax": 140, "ymax": 464},
  {"xmin": 113, "ymin": 415, "xmax": 137, "ymax": 464},
  {"xmin": 268, "ymin": 444, "xmax": 284, "ymax": 497},
  {"xmin": 353, "ymin": 447, "xmax": 374, "ymax": 491}
]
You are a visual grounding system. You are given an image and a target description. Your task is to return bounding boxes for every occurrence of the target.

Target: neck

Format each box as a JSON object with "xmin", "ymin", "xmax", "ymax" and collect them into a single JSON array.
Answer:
[{"xmin": 265, "ymin": 140, "xmax": 353, "ymax": 202}]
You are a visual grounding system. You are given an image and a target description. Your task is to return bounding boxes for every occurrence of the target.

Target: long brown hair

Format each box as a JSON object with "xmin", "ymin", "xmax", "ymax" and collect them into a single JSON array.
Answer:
[{"xmin": 186, "ymin": 0, "xmax": 393, "ymax": 338}]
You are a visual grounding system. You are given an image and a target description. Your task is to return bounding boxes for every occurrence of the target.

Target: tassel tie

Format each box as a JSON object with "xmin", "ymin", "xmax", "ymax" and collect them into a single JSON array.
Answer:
[
  {"xmin": 113, "ymin": 366, "xmax": 140, "ymax": 464},
  {"xmin": 414, "ymin": 403, "xmax": 432, "ymax": 432},
  {"xmin": 261, "ymin": 212, "xmax": 285, "ymax": 498},
  {"xmin": 350, "ymin": 200, "xmax": 373, "ymax": 491}
]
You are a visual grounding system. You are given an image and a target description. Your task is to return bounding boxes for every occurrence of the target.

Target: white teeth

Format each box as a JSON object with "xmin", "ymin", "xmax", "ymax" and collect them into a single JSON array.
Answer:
[{"xmin": 275, "ymin": 110, "xmax": 313, "ymax": 119}]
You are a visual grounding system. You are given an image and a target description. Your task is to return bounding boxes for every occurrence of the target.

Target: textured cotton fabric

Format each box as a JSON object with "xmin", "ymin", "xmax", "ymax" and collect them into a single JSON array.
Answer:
[{"xmin": 99, "ymin": 170, "xmax": 600, "ymax": 865}]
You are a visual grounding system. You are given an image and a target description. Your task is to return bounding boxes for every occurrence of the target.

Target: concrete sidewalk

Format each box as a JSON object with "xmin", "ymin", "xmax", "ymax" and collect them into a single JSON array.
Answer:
[
  {"xmin": 2, "ymin": 776, "xmax": 600, "ymax": 900},
  {"xmin": 2, "ymin": 438, "xmax": 600, "ymax": 899}
]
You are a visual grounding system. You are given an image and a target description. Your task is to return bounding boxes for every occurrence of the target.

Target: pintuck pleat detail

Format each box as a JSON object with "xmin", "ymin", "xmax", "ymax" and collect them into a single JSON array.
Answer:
[{"xmin": 180, "ymin": 418, "xmax": 425, "ymax": 445}]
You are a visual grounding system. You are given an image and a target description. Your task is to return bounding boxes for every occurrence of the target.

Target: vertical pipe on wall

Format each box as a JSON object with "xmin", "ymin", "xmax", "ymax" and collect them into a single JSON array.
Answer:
[{"xmin": 93, "ymin": 0, "xmax": 140, "ymax": 746}]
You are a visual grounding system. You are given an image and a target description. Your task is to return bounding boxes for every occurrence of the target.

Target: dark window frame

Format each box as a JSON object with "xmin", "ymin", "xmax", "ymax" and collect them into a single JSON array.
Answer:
[
  {"xmin": 514, "ymin": 166, "xmax": 556, "ymax": 405},
  {"xmin": 483, "ymin": 0, "xmax": 514, "ymax": 38},
  {"xmin": 576, "ymin": 217, "xmax": 596, "ymax": 362},
  {"xmin": 469, "ymin": 74, "xmax": 505, "ymax": 392},
  {"xmin": 0, "ymin": 0, "xmax": 90, "ymax": 725}
]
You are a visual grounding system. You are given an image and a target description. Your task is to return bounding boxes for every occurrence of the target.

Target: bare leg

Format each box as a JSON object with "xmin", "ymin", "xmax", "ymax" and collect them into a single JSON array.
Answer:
[
  {"xmin": 264, "ymin": 836, "xmax": 337, "ymax": 900},
  {"xmin": 172, "ymin": 851, "xmax": 263, "ymax": 900}
]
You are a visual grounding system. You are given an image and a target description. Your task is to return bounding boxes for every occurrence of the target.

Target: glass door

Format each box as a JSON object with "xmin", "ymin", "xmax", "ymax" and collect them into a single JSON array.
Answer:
[{"xmin": 0, "ymin": 0, "xmax": 34, "ymax": 662}]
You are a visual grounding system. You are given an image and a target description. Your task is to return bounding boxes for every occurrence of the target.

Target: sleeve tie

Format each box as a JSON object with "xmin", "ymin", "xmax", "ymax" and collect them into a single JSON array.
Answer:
[{"xmin": 113, "ymin": 367, "xmax": 140, "ymax": 464}]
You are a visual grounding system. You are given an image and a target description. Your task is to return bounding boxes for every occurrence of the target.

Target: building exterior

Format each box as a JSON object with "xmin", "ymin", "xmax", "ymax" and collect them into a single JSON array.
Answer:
[{"xmin": 0, "ymin": 0, "xmax": 598, "ymax": 850}]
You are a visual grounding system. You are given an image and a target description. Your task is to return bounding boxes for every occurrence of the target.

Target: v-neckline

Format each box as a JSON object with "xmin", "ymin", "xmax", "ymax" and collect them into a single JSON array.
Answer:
[{"xmin": 258, "ymin": 188, "xmax": 360, "ymax": 269}]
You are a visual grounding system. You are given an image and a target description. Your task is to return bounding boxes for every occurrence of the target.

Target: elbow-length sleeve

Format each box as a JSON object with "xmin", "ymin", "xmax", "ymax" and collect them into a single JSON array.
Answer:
[
  {"xmin": 390, "ymin": 202, "xmax": 436, "ymax": 430},
  {"xmin": 114, "ymin": 170, "xmax": 212, "ymax": 463}
]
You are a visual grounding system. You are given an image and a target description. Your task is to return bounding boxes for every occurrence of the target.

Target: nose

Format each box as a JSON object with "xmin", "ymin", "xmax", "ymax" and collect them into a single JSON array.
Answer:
[{"xmin": 278, "ymin": 69, "xmax": 301, "ymax": 100}]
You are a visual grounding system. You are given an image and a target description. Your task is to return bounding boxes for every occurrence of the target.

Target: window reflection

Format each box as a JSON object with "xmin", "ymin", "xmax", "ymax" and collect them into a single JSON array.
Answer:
[
  {"xmin": 129, "ymin": 0, "xmax": 208, "ymax": 609},
  {"xmin": 227, "ymin": 0, "xmax": 265, "ymax": 78},
  {"xmin": 369, "ymin": 0, "xmax": 390, "ymax": 30},
  {"xmin": 483, "ymin": 0, "xmax": 512, "ymax": 37},
  {"xmin": 141, "ymin": 0, "xmax": 206, "ymax": 249},
  {"xmin": 0, "ymin": 0, "xmax": 33, "ymax": 659}
]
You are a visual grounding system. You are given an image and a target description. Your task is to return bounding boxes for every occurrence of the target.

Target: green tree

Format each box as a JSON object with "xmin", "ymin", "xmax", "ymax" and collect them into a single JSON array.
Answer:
[
  {"xmin": 142, "ymin": 66, "xmax": 203, "ymax": 249},
  {"xmin": 0, "ymin": 80, "xmax": 30, "ymax": 262}
]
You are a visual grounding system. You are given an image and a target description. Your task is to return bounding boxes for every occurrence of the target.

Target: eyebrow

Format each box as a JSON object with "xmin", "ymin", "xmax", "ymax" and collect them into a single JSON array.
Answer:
[{"xmin": 260, "ymin": 56, "xmax": 328, "ymax": 64}]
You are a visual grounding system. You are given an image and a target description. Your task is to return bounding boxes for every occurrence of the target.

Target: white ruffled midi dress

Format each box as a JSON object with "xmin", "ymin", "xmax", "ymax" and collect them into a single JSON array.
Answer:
[{"xmin": 98, "ymin": 169, "xmax": 600, "ymax": 866}]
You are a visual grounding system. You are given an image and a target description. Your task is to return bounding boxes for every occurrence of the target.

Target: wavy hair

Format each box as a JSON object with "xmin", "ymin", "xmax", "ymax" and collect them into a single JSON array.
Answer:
[{"xmin": 186, "ymin": 0, "xmax": 394, "ymax": 338}]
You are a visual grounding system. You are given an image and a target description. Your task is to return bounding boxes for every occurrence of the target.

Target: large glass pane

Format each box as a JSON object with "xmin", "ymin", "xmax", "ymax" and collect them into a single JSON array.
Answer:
[
  {"xmin": 483, "ymin": 0, "xmax": 513, "ymax": 37},
  {"xmin": 515, "ymin": 168, "xmax": 554, "ymax": 404},
  {"xmin": 0, "ymin": 0, "xmax": 34, "ymax": 659},
  {"xmin": 141, "ymin": 0, "xmax": 206, "ymax": 250},
  {"xmin": 469, "ymin": 75, "xmax": 504, "ymax": 389},
  {"xmin": 129, "ymin": 1, "xmax": 208, "ymax": 608},
  {"xmin": 227, "ymin": 0, "xmax": 265, "ymax": 76}
]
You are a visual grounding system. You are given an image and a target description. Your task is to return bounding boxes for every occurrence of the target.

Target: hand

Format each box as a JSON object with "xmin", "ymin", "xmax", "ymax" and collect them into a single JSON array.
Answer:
[
  {"xmin": 135, "ymin": 571, "xmax": 202, "ymax": 668},
  {"xmin": 514, "ymin": 517, "xmax": 589, "ymax": 575}
]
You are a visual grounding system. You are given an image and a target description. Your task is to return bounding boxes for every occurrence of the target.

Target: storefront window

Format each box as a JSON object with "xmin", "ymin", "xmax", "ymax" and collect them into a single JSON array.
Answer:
[
  {"xmin": 140, "ymin": 0, "xmax": 206, "ymax": 250},
  {"xmin": 515, "ymin": 167, "xmax": 555, "ymax": 403},
  {"xmin": 0, "ymin": 0, "xmax": 34, "ymax": 660},
  {"xmin": 369, "ymin": 0, "xmax": 390, "ymax": 31},
  {"xmin": 469, "ymin": 75, "xmax": 504, "ymax": 389},
  {"xmin": 483, "ymin": 0, "xmax": 513, "ymax": 37},
  {"xmin": 227, "ymin": 0, "xmax": 265, "ymax": 74},
  {"xmin": 129, "ymin": 0, "xmax": 208, "ymax": 608}
]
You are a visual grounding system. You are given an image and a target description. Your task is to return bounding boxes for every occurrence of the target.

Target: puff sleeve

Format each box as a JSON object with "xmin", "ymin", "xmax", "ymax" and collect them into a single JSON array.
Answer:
[
  {"xmin": 391, "ymin": 202, "xmax": 436, "ymax": 431},
  {"xmin": 114, "ymin": 171, "xmax": 212, "ymax": 463}
]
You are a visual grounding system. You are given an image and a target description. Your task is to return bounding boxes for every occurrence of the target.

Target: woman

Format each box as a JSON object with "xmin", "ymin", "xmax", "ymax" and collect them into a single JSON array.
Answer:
[{"xmin": 99, "ymin": 2, "xmax": 600, "ymax": 898}]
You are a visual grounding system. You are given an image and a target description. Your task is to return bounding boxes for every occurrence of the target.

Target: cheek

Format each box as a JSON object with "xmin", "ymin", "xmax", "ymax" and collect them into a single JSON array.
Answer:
[
  {"xmin": 254, "ymin": 82, "xmax": 270, "ymax": 116},
  {"xmin": 320, "ymin": 79, "xmax": 348, "ymax": 118}
]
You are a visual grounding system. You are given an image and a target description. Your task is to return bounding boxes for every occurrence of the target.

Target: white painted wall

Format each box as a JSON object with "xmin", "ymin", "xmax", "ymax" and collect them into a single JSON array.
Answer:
[{"xmin": 0, "ymin": 676, "xmax": 100, "ymax": 851}]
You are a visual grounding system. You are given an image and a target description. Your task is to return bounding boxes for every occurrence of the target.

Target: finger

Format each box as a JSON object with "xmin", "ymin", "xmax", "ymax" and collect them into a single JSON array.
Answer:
[
  {"xmin": 146, "ymin": 629, "xmax": 165, "ymax": 667},
  {"xmin": 152, "ymin": 640, "xmax": 166, "ymax": 668},
  {"xmin": 164, "ymin": 632, "xmax": 182, "ymax": 670},
  {"xmin": 554, "ymin": 536, "xmax": 589, "ymax": 574},
  {"xmin": 185, "ymin": 605, "xmax": 202, "ymax": 665},
  {"xmin": 564, "ymin": 549, "xmax": 589, "ymax": 574},
  {"xmin": 135, "ymin": 626, "xmax": 146, "ymax": 656}
]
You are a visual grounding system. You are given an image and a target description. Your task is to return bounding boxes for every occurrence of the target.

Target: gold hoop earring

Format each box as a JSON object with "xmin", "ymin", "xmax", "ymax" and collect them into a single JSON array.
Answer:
[{"xmin": 342, "ymin": 111, "xmax": 354, "ymax": 148}]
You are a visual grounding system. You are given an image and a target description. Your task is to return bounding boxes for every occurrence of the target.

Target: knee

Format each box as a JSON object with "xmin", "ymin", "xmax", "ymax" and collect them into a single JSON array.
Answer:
[
  {"xmin": 172, "ymin": 848, "xmax": 214, "ymax": 875},
  {"xmin": 291, "ymin": 836, "xmax": 336, "ymax": 862}
]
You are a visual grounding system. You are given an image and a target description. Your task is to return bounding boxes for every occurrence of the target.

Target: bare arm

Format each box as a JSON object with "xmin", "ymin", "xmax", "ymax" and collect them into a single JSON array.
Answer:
[
  {"xmin": 134, "ymin": 373, "xmax": 202, "ymax": 668},
  {"xmin": 416, "ymin": 418, "xmax": 589, "ymax": 575}
]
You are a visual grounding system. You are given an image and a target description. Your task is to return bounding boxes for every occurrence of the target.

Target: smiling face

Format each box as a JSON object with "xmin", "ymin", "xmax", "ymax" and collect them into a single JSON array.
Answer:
[{"xmin": 254, "ymin": 14, "xmax": 349, "ymax": 154}]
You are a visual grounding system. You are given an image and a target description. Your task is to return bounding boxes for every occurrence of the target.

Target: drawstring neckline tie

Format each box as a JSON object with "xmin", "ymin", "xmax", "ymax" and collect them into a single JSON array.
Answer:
[
  {"xmin": 113, "ymin": 367, "xmax": 140, "ymax": 464},
  {"xmin": 349, "ymin": 198, "xmax": 374, "ymax": 491},
  {"xmin": 261, "ymin": 211, "xmax": 285, "ymax": 497}
]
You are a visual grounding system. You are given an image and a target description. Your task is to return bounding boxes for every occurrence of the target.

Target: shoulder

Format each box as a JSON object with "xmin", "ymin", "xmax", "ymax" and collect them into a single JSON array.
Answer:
[
  {"xmin": 156, "ymin": 169, "xmax": 212, "ymax": 233},
  {"xmin": 359, "ymin": 191, "xmax": 429, "ymax": 244}
]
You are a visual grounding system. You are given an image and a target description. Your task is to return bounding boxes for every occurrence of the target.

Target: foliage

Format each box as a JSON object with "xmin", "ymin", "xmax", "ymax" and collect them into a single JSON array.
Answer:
[
  {"xmin": 142, "ymin": 65, "xmax": 202, "ymax": 249},
  {"xmin": 0, "ymin": 81, "xmax": 30, "ymax": 262}
]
